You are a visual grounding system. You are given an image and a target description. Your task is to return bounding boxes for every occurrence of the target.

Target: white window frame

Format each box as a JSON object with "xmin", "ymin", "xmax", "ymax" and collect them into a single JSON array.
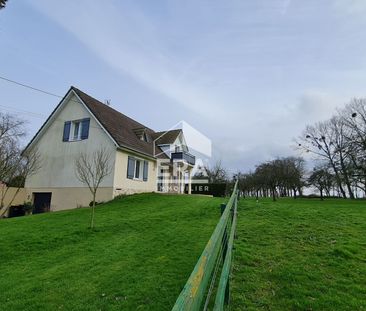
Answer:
[
  {"xmin": 70, "ymin": 120, "xmax": 82, "ymax": 141},
  {"xmin": 134, "ymin": 158, "xmax": 143, "ymax": 180}
]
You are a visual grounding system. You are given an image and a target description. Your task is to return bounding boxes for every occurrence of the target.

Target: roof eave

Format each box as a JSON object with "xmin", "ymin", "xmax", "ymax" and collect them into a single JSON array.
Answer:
[
  {"xmin": 116, "ymin": 145, "xmax": 157, "ymax": 161},
  {"xmin": 22, "ymin": 87, "xmax": 74, "ymax": 154}
]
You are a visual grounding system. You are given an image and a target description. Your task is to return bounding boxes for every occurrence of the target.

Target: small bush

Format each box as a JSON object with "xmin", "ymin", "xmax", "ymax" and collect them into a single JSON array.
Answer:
[
  {"xmin": 23, "ymin": 201, "xmax": 34, "ymax": 214},
  {"xmin": 89, "ymin": 201, "xmax": 103, "ymax": 207}
]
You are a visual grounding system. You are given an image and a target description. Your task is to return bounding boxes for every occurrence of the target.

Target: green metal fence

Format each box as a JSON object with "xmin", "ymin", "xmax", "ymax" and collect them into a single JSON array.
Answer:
[{"xmin": 172, "ymin": 181, "xmax": 239, "ymax": 311}]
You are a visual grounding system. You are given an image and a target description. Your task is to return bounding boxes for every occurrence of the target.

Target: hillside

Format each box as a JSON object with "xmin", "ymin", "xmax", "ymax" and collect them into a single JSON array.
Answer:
[
  {"xmin": 232, "ymin": 198, "xmax": 366, "ymax": 310},
  {"xmin": 0, "ymin": 193, "xmax": 222, "ymax": 311}
]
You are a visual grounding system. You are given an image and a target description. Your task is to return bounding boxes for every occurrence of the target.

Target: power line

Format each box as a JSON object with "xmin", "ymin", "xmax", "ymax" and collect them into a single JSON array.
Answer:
[
  {"xmin": 0, "ymin": 74, "xmax": 63, "ymax": 117},
  {"xmin": 0, "ymin": 102, "xmax": 105, "ymax": 132},
  {"xmin": 0, "ymin": 104, "xmax": 47, "ymax": 118},
  {"xmin": 0, "ymin": 75, "xmax": 62, "ymax": 98},
  {"xmin": 0, "ymin": 75, "xmax": 109, "ymax": 132}
]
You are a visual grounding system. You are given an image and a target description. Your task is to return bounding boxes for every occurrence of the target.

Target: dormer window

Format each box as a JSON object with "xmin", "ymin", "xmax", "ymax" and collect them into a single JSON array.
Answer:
[
  {"xmin": 142, "ymin": 132, "xmax": 148, "ymax": 142},
  {"xmin": 133, "ymin": 127, "xmax": 149, "ymax": 142},
  {"xmin": 62, "ymin": 118, "xmax": 90, "ymax": 142}
]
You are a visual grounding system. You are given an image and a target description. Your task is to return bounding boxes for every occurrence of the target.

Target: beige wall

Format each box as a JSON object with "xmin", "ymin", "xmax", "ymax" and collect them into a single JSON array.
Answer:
[
  {"xmin": 113, "ymin": 149, "xmax": 157, "ymax": 195},
  {"xmin": 25, "ymin": 93, "xmax": 116, "ymax": 189},
  {"xmin": 26, "ymin": 148, "xmax": 158, "ymax": 211},
  {"xmin": 27, "ymin": 187, "xmax": 114, "ymax": 212},
  {"xmin": 0, "ymin": 187, "xmax": 27, "ymax": 216}
]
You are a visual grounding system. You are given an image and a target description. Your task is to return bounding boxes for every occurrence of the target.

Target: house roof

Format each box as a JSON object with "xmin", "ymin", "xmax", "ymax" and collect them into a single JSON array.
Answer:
[
  {"xmin": 151, "ymin": 129, "xmax": 182, "ymax": 145},
  {"xmin": 24, "ymin": 86, "xmax": 184, "ymax": 159},
  {"xmin": 72, "ymin": 87, "xmax": 155, "ymax": 156},
  {"xmin": 72, "ymin": 87, "xmax": 181, "ymax": 158}
]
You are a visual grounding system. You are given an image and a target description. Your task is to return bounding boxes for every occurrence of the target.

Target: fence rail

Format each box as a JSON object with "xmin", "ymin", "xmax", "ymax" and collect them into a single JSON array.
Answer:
[{"xmin": 172, "ymin": 181, "xmax": 238, "ymax": 311}]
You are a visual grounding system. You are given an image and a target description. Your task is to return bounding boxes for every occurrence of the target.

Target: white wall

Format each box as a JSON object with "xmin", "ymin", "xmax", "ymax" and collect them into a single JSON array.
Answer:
[{"xmin": 25, "ymin": 93, "xmax": 116, "ymax": 189}]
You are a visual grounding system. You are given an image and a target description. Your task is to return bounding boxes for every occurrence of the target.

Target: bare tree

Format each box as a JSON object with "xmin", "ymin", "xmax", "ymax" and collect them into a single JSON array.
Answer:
[
  {"xmin": 0, "ymin": 113, "xmax": 25, "ymax": 141},
  {"xmin": 308, "ymin": 165, "xmax": 334, "ymax": 200},
  {"xmin": 341, "ymin": 98, "xmax": 366, "ymax": 194},
  {"xmin": 239, "ymin": 156, "xmax": 306, "ymax": 201},
  {"xmin": 204, "ymin": 160, "xmax": 228, "ymax": 183},
  {"xmin": 0, "ymin": 150, "xmax": 41, "ymax": 217},
  {"xmin": 254, "ymin": 160, "xmax": 283, "ymax": 201},
  {"xmin": 284, "ymin": 157, "xmax": 304, "ymax": 197},
  {"xmin": 75, "ymin": 148, "xmax": 112, "ymax": 229},
  {"xmin": 0, "ymin": 113, "xmax": 41, "ymax": 216},
  {"xmin": 297, "ymin": 98, "xmax": 366, "ymax": 198},
  {"xmin": 296, "ymin": 119, "xmax": 351, "ymax": 198}
]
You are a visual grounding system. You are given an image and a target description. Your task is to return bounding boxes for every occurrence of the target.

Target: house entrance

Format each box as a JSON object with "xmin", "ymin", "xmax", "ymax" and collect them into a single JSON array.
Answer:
[{"xmin": 33, "ymin": 192, "xmax": 52, "ymax": 214}]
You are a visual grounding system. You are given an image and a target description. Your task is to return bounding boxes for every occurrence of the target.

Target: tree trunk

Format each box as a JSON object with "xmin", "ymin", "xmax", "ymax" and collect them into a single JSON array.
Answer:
[
  {"xmin": 90, "ymin": 191, "xmax": 96, "ymax": 229},
  {"xmin": 329, "ymin": 161, "xmax": 347, "ymax": 198},
  {"xmin": 339, "ymin": 153, "xmax": 355, "ymax": 199},
  {"xmin": 271, "ymin": 188, "xmax": 276, "ymax": 202}
]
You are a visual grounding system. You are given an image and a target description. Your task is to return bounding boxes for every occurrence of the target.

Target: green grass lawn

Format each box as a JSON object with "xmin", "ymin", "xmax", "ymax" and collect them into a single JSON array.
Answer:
[
  {"xmin": 0, "ymin": 193, "xmax": 223, "ymax": 311},
  {"xmin": 231, "ymin": 198, "xmax": 366, "ymax": 311}
]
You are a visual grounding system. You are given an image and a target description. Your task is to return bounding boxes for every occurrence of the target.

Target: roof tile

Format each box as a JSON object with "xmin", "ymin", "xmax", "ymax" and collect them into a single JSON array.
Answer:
[{"xmin": 72, "ymin": 87, "xmax": 179, "ymax": 159}]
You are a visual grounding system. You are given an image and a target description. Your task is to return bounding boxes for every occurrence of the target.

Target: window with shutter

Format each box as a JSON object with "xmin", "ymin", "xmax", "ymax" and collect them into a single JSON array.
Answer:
[
  {"xmin": 81, "ymin": 118, "xmax": 90, "ymax": 140},
  {"xmin": 127, "ymin": 157, "xmax": 147, "ymax": 181},
  {"xmin": 143, "ymin": 161, "xmax": 148, "ymax": 181},
  {"xmin": 135, "ymin": 160, "xmax": 141, "ymax": 179},
  {"xmin": 127, "ymin": 157, "xmax": 135, "ymax": 179},
  {"xmin": 62, "ymin": 121, "xmax": 71, "ymax": 142},
  {"xmin": 63, "ymin": 118, "xmax": 91, "ymax": 142}
]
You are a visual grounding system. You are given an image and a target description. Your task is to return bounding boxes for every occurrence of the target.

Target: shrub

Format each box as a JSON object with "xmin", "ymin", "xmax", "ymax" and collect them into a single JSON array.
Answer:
[{"xmin": 23, "ymin": 201, "xmax": 34, "ymax": 214}]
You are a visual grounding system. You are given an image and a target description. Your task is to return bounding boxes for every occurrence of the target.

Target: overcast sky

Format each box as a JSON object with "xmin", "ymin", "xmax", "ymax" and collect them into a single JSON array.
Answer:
[{"xmin": 1, "ymin": 0, "xmax": 366, "ymax": 172}]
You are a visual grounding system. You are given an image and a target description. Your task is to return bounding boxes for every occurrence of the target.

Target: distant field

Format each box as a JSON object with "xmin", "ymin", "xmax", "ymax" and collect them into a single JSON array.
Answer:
[
  {"xmin": 231, "ymin": 198, "xmax": 366, "ymax": 310},
  {"xmin": 0, "ymin": 193, "xmax": 222, "ymax": 311}
]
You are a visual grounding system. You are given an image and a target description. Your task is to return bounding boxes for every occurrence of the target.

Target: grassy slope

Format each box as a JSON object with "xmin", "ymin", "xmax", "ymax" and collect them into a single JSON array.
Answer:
[
  {"xmin": 0, "ymin": 193, "xmax": 222, "ymax": 311},
  {"xmin": 231, "ymin": 198, "xmax": 366, "ymax": 311}
]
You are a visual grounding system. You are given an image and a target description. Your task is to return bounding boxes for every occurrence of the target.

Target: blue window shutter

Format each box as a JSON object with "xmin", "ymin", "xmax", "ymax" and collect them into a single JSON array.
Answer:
[
  {"xmin": 62, "ymin": 121, "xmax": 71, "ymax": 142},
  {"xmin": 143, "ymin": 161, "xmax": 148, "ymax": 181},
  {"xmin": 81, "ymin": 118, "xmax": 90, "ymax": 140},
  {"xmin": 127, "ymin": 156, "xmax": 135, "ymax": 179}
]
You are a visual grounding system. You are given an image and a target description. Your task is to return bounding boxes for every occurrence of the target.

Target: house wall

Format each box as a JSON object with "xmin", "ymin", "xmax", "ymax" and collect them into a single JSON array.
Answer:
[
  {"xmin": 113, "ymin": 149, "xmax": 157, "ymax": 195},
  {"xmin": 25, "ymin": 187, "xmax": 113, "ymax": 212},
  {"xmin": 0, "ymin": 186, "xmax": 27, "ymax": 217},
  {"xmin": 25, "ymin": 93, "xmax": 117, "ymax": 211}
]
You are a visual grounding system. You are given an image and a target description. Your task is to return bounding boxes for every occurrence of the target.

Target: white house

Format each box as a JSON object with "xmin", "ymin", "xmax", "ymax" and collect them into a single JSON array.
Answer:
[{"xmin": 24, "ymin": 87, "xmax": 195, "ymax": 212}]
